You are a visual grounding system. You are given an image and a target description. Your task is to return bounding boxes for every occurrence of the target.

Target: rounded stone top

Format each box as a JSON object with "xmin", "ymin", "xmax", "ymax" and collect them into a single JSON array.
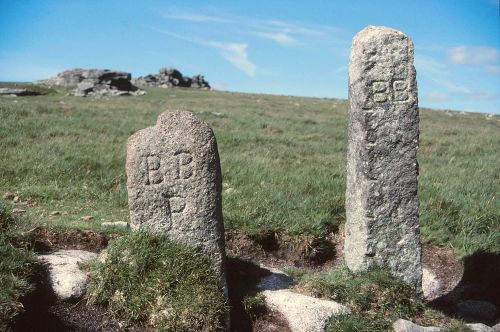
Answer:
[
  {"xmin": 353, "ymin": 25, "xmax": 409, "ymax": 43},
  {"xmin": 156, "ymin": 110, "xmax": 212, "ymax": 133}
]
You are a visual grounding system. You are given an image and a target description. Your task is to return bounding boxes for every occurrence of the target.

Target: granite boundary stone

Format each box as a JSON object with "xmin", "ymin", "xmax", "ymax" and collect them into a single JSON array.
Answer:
[{"xmin": 345, "ymin": 26, "xmax": 422, "ymax": 293}]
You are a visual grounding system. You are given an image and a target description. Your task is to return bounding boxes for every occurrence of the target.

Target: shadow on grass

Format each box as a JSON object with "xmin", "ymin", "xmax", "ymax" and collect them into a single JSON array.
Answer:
[
  {"xmin": 226, "ymin": 257, "xmax": 272, "ymax": 332},
  {"xmin": 430, "ymin": 251, "xmax": 500, "ymax": 325},
  {"xmin": 13, "ymin": 263, "xmax": 68, "ymax": 332}
]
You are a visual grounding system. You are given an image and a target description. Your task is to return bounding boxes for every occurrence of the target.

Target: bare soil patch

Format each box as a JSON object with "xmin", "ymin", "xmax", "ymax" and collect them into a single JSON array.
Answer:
[
  {"xmin": 33, "ymin": 228, "xmax": 119, "ymax": 252},
  {"xmin": 225, "ymin": 230, "xmax": 342, "ymax": 272}
]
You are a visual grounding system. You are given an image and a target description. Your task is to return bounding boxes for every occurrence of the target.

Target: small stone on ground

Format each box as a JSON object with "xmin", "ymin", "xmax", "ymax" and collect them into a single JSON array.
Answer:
[
  {"xmin": 101, "ymin": 221, "xmax": 128, "ymax": 228},
  {"xmin": 37, "ymin": 249, "xmax": 97, "ymax": 301},
  {"xmin": 262, "ymin": 289, "xmax": 349, "ymax": 332}
]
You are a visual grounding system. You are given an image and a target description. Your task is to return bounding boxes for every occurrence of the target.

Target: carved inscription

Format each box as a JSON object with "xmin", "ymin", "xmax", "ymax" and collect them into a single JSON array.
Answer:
[
  {"xmin": 369, "ymin": 79, "xmax": 409, "ymax": 104},
  {"xmin": 145, "ymin": 152, "xmax": 194, "ymax": 185},
  {"xmin": 143, "ymin": 151, "xmax": 194, "ymax": 219}
]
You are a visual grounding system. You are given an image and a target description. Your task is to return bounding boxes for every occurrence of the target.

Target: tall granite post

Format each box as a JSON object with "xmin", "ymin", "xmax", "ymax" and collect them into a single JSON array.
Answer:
[
  {"xmin": 344, "ymin": 26, "xmax": 422, "ymax": 293},
  {"xmin": 126, "ymin": 110, "xmax": 229, "ymax": 310}
]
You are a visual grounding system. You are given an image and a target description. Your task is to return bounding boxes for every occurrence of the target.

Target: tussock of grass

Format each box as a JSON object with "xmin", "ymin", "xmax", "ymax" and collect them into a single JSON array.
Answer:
[
  {"xmin": 298, "ymin": 264, "xmax": 471, "ymax": 331},
  {"xmin": 86, "ymin": 232, "xmax": 227, "ymax": 331},
  {"xmin": 242, "ymin": 293, "xmax": 267, "ymax": 319},
  {"xmin": 0, "ymin": 199, "xmax": 36, "ymax": 331}
]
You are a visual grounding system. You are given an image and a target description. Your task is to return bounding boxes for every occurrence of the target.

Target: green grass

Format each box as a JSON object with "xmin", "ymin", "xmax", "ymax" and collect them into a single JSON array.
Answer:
[
  {"xmin": 0, "ymin": 199, "xmax": 37, "ymax": 331},
  {"xmin": 86, "ymin": 232, "xmax": 227, "ymax": 331},
  {"xmin": 0, "ymin": 86, "xmax": 498, "ymax": 258}
]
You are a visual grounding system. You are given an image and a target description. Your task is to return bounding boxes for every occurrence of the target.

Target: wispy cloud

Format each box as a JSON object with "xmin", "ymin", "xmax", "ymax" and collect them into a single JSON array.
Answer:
[
  {"xmin": 416, "ymin": 55, "xmax": 499, "ymax": 102},
  {"xmin": 426, "ymin": 92, "xmax": 449, "ymax": 102},
  {"xmin": 254, "ymin": 31, "xmax": 297, "ymax": 45},
  {"xmin": 162, "ymin": 13, "xmax": 231, "ymax": 23},
  {"xmin": 484, "ymin": 65, "xmax": 500, "ymax": 74},
  {"xmin": 448, "ymin": 46, "xmax": 500, "ymax": 65},
  {"xmin": 463, "ymin": 91, "xmax": 499, "ymax": 101},
  {"xmin": 208, "ymin": 42, "xmax": 256, "ymax": 77},
  {"xmin": 151, "ymin": 27, "xmax": 257, "ymax": 77},
  {"xmin": 161, "ymin": 11, "xmax": 343, "ymax": 47},
  {"xmin": 415, "ymin": 56, "xmax": 471, "ymax": 93}
]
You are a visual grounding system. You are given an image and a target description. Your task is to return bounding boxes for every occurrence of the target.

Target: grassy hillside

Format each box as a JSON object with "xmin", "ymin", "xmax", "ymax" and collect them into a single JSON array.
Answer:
[{"xmin": 0, "ymin": 86, "xmax": 498, "ymax": 258}]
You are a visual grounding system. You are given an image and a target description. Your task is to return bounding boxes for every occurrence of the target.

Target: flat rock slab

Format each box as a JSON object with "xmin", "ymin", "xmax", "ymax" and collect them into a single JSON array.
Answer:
[
  {"xmin": 262, "ymin": 289, "xmax": 350, "ymax": 332},
  {"xmin": 37, "ymin": 250, "xmax": 97, "ymax": 301}
]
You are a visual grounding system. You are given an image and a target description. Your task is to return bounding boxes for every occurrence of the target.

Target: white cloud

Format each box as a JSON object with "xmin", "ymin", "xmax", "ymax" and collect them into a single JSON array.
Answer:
[
  {"xmin": 209, "ymin": 42, "xmax": 256, "ymax": 77},
  {"xmin": 415, "ymin": 56, "xmax": 471, "ymax": 93},
  {"xmin": 463, "ymin": 91, "xmax": 499, "ymax": 101},
  {"xmin": 160, "ymin": 11, "xmax": 344, "ymax": 48},
  {"xmin": 151, "ymin": 27, "xmax": 257, "ymax": 77},
  {"xmin": 426, "ymin": 92, "xmax": 449, "ymax": 102},
  {"xmin": 162, "ymin": 13, "xmax": 230, "ymax": 23},
  {"xmin": 255, "ymin": 31, "xmax": 297, "ymax": 45},
  {"xmin": 448, "ymin": 46, "xmax": 500, "ymax": 65},
  {"xmin": 484, "ymin": 65, "xmax": 500, "ymax": 74}
]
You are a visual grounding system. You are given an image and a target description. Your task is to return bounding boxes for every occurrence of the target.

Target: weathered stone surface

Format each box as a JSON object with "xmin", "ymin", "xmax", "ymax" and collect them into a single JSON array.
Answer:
[
  {"xmin": 262, "ymin": 289, "xmax": 350, "ymax": 332},
  {"xmin": 126, "ymin": 110, "xmax": 226, "ymax": 293},
  {"xmin": 133, "ymin": 67, "xmax": 210, "ymax": 89},
  {"xmin": 38, "ymin": 68, "xmax": 144, "ymax": 96},
  {"xmin": 37, "ymin": 250, "xmax": 97, "ymax": 301},
  {"xmin": 393, "ymin": 319, "xmax": 441, "ymax": 332},
  {"xmin": 345, "ymin": 26, "xmax": 421, "ymax": 293}
]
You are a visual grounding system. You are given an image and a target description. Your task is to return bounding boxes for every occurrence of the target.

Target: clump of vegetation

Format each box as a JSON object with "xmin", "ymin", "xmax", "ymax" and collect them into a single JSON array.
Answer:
[
  {"xmin": 242, "ymin": 293, "xmax": 267, "ymax": 319},
  {"xmin": 0, "ymin": 198, "xmax": 37, "ymax": 331},
  {"xmin": 299, "ymin": 264, "xmax": 469, "ymax": 332},
  {"xmin": 86, "ymin": 232, "xmax": 227, "ymax": 331}
]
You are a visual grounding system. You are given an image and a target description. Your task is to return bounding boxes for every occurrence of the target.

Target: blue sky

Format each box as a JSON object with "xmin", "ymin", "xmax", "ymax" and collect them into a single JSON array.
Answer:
[{"xmin": 1, "ymin": 0, "xmax": 499, "ymax": 113}]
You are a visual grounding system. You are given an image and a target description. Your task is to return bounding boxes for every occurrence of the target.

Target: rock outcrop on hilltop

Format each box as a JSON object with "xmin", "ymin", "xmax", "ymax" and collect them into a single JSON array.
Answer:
[
  {"xmin": 133, "ymin": 67, "xmax": 210, "ymax": 89},
  {"xmin": 39, "ymin": 68, "xmax": 145, "ymax": 97}
]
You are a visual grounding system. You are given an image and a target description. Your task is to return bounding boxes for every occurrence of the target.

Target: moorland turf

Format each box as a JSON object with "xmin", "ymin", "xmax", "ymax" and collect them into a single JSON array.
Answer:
[{"xmin": 0, "ymin": 86, "xmax": 498, "ymax": 257}]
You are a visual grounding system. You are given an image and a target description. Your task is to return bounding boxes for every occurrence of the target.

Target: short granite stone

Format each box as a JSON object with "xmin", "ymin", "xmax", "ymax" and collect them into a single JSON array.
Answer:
[
  {"xmin": 37, "ymin": 250, "xmax": 97, "ymax": 301},
  {"xmin": 345, "ymin": 26, "xmax": 422, "ymax": 293},
  {"xmin": 262, "ymin": 289, "xmax": 350, "ymax": 332},
  {"xmin": 126, "ymin": 110, "xmax": 227, "ymax": 295}
]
